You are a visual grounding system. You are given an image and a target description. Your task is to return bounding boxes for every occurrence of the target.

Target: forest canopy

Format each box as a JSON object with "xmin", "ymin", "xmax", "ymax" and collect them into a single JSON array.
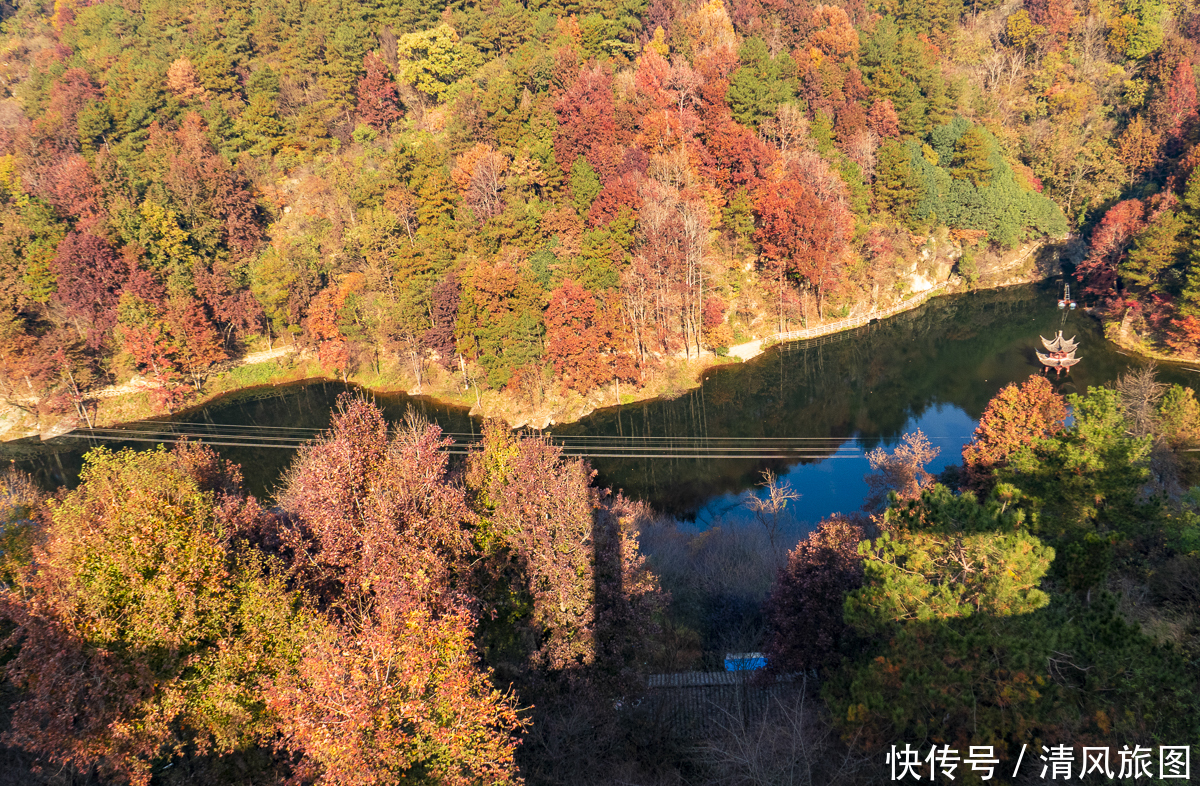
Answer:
[{"xmin": 3, "ymin": 0, "xmax": 1170, "ymax": 418}]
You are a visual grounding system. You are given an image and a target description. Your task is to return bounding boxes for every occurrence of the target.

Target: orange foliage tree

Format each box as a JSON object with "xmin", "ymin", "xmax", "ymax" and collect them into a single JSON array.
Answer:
[
  {"xmin": 466, "ymin": 421, "xmax": 663, "ymax": 692},
  {"xmin": 753, "ymin": 166, "xmax": 854, "ymax": 321},
  {"xmin": 268, "ymin": 398, "xmax": 524, "ymax": 784},
  {"xmin": 305, "ymin": 273, "xmax": 366, "ymax": 382},
  {"xmin": 0, "ymin": 444, "xmax": 304, "ymax": 786},
  {"xmin": 545, "ymin": 279, "xmax": 632, "ymax": 392},
  {"xmin": 961, "ymin": 375, "xmax": 1068, "ymax": 492},
  {"xmin": 169, "ymin": 297, "xmax": 228, "ymax": 390}
]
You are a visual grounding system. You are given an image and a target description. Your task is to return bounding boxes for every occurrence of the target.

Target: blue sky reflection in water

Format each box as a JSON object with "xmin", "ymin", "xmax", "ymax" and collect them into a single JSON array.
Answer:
[
  {"xmin": 569, "ymin": 281, "xmax": 1198, "ymax": 522},
  {"xmin": 684, "ymin": 403, "xmax": 978, "ymax": 534},
  {"xmin": 9, "ymin": 282, "xmax": 1200, "ymax": 523}
]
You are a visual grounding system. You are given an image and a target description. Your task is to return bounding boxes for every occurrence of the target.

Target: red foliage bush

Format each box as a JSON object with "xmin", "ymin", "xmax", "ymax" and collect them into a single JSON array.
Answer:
[{"xmin": 765, "ymin": 516, "xmax": 866, "ymax": 673}]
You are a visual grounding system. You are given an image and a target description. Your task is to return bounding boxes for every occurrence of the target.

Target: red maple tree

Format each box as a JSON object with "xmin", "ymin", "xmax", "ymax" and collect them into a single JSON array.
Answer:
[
  {"xmin": 169, "ymin": 297, "xmax": 228, "ymax": 390},
  {"xmin": 356, "ymin": 52, "xmax": 402, "ymax": 131},
  {"xmin": 765, "ymin": 516, "xmax": 866, "ymax": 673},
  {"xmin": 554, "ymin": 65, "xmax": 622, "ymax": 181},
  {"xmin": 1076, "ymin": 198, "xmax": 1146, "ymax": 299},
  {"xmin": 269, "ymin": 398, "xmax": 524, "ymax": 783},
  {"xmin": 1167, "ymin": 315, "xmax": 1200, "ymax": 357},
  {"xmin": 545, "ymin": 279, "xmax": 630, "ymax": 392},
  {"xmin": 753, "ymin": 170, "xmax": 854, "ymax": 319},
  {"xmin": 122, "ymin": 322, "xmax": 189, "ymax": 411}
]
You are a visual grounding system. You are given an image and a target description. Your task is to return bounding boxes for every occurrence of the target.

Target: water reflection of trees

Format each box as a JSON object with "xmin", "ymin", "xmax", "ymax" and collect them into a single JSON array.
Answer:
[
  {"xmin": 573, "ymin": 282, "xmax": 1195, "ymax": 517},
  {"xmin": 10, "ymin": 282, "xmax": 1196, "ymax": 517},
  {"xmin": 568, "ymin": 285, "xmax": 1051, "ymax": 515}
]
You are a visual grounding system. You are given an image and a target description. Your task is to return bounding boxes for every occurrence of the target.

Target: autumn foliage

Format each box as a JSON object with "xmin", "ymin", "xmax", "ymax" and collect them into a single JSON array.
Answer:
[
  {"xmin": 467, "ymin": 421, "xmax": 662, "ymax": 691},
  {"xmin": 754, "ymin": 160, "xmax": 855, "ymax": 317},
  {"xmin": 0, "ymin": 444, "xmax": 302, "ymax": 786},
  {"xmin": 961, "ymin": 375, "xmax": 1068, "ymax": 492},
  {"xmin": 764, "ymin": 516, "xmax": 866, "ymax": 673},
  {"xmin": 0, "ymin": 397, "xmax": 677, "ymax": 781},
  {"xmin": 356, "ymin": 52, "xmax": 403, "ymax": 132},
  {"xmin": 1077, "ymin": 199, "xmax": 1147, "ymax": 300},
  {"xmin": 0, "ymin": 0, "xmax": 1110, "ymax": 421},
  {"xmin": 545, "ymin": 280, "xmax": 633, "ymax": 392}
]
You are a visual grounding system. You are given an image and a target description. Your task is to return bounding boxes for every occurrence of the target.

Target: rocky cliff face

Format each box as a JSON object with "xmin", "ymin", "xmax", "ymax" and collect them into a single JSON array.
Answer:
[
  {"xmin": 975, "ymin": 237, "xmax": 1082, "ymax": 288},
  {"xmin": 906, "ymin": 231, "xmax": 961, "ymax": 293},
  {"xmin": 902, "ymin": 229, "xmax": 1081, "ymax": 294}
]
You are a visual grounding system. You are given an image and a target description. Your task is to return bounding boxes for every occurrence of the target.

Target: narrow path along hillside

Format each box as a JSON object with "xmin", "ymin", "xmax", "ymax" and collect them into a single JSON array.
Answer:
[
  {"xmin": 729, "ymin": 284, "xmax": 948, "ymax": 360},
  {"xmin": 0, "ymin": 346, "xmax": 301, "ymax": 441}
]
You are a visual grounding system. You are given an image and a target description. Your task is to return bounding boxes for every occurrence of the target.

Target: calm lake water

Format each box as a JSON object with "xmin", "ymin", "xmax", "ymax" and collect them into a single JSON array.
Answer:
[{"xmin": 6, "ymin": 281, "xmax": 1198, "ymax": 525}]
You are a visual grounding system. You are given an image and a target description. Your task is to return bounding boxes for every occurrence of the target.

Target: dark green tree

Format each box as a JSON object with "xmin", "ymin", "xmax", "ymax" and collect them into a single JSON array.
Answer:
[
  {"xmin": 827, "ymin": 484, "xmax": 1199, "ymax": 755},
  {"xmin": 570, "ymin": 156, "xmax": 602, "ymax": 215},
  {"xmin": 726, "ymin": 38, "xmax": 797, "ymax": 129},
  {"xmin": 1122, "ymin": 210, "xmax": 1187, "ymax": 296},
  {"xmin": 723, "ymin": 187, "xmax": 756, "ymax": 251},
  {"xmin": 950, "ymin": 126, "xmax": 995, "ymax": 188},
  {"xmin": 873, "ymin": 140, "xmax": 924, "ymax": 226},
  {"xmin": 1001, "ymin": 386, "xmax": 1159, "ymax": 590}
]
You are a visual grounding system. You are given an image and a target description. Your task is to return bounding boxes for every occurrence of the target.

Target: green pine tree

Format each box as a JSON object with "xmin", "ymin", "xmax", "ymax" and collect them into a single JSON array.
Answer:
[
  {"xmin": 727, "ymin": 38, "xmax": 797, "ymax": 128},
  {"xmin": 723, "ymin": 188, "xmax": 755, "ymax": 251},
  {"xmin": 1122, "ymin": 210, "xmax": 1187, "ymax": 296},
  {"xmin": 569, "ymin": 157, "xmax": 601, "ymax": 215},
  {"xmin": 950, "ymin": 127, "xmax": 994, "ymax": 188},
  {"xmin": 874, "ymin": 140, "xmax": 924, "ymax": 226}
]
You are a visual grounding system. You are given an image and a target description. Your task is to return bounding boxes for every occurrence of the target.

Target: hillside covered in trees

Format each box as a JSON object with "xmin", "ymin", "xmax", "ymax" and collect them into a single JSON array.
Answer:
[
  {"xmin": 2, "ymin": 371, "xmax": 1200, "ymax": 784},
  {"xmin": 758, "ymin": 370, "xmax": 1200, "ymax": 783},
  {"xmin": 10, "ymin": 0, "xmax": 1186, "ymax": 422}
]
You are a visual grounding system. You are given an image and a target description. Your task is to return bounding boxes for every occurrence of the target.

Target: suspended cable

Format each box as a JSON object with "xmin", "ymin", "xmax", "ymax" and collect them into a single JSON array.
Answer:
[
  {"xmin": 70, "ymin": 431, "xmax": 871, "ymax": 459},
  {"xmin": 65, "ymin": 418, "xmax": 975, "ymax": 459},
  {"xmin": 75, "ymin": 422, "xmax": 970, "ymax": 444},
  {"xmin": 73, "ymin": 428, "xmax": 864, "ymax": 451},
  {"xmin": 105, "ymin": 421, "xmax": 879, "ymax": 441},
  {"xmin": 71, "ymin": 432, "xmax": 861, "ymax": 457}
]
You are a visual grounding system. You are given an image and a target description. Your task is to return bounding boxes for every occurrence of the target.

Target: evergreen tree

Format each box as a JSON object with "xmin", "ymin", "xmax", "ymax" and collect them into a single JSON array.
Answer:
[
  {"xmin": 1176, "ymin": 170, "xmax": 1200, "ymax": 314},
  {"xmin": 236, "ymin": 93, "xmax": 285, "ymax": 155},
  {"xmin": 723, "ymin": 187, "xmax": 756, "ymax": 251},
  {"xmin": 950, "ymin": 126, "xmax": 994, "ymax": 188},
  {"xmin": 873, "ymin": 139, "xmax": 924, "ymax": 226},
  {"xmin": 1001, "ymin": 386, "xmax": 1157, "ymax": 590},
  {"xmin": 319, "ymin": 22, "xmax": 368, "ymax": 114},
  {"xmin": 570, "ymin": 156, "xmax": 602, "ymax": 215},
  {"xmin": 909, "ymin": 122, "xmax": 1067, "ymax": 246},
  {"xmin": 726, "ymin": 37, "xmax": 797, "ymax": 129},
  {"xmin": 1121, "ymin": 210, "xmax": 1187, "ymax": 296},
  {"xmin": 873, "ymin": 0, "xmax": 965, "ymax": 44}
]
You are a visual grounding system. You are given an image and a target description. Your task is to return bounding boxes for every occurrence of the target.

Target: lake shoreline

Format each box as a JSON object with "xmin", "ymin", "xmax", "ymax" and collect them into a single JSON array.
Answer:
[
  {"xmin": 2, "ymin": 287, "xmax": 953, "ymax": 441},
  {"xmin": 6, "ymin": 264, "xmax": 1149, "ymax": 443},
  {"xmin": 1101, "ymin": 308, "xmax": 1200, "ymax": 367},
  {"xmin": 10, "ymin": 280, "xmax": 1200, "ymax": 519}
]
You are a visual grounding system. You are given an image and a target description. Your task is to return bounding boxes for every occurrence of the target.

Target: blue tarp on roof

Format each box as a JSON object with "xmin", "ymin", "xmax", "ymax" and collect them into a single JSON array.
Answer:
[{"xmin": 724, "ymin": 652, "xmax": 767, "ymax": 671}]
